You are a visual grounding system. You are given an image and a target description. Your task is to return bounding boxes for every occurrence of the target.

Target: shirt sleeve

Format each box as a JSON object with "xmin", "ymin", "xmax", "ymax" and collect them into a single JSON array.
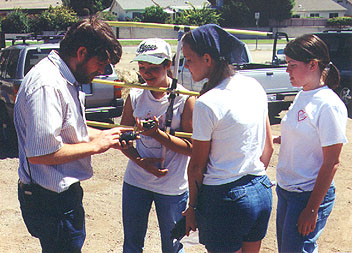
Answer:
[
  {"xmin": 318, "ymin": 104, "xmax": 348, "ymax": 147},
  {"xmin": 192, "ymin": 99, "xmax": 218, "ymax": 141},
  {"xmin": 25, "ymin": 86, "xmax": 64, "ymax": 157}
]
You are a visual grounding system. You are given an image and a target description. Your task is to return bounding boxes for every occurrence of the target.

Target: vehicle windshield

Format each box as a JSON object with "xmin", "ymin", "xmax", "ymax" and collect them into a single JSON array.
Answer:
[
  {"xmin": 24, "ymin": 48, "xmax": 56, "ymax": 75},
  {"xmin": 317, "ymin": 34, "xmax": 352, "ymax": 70}
]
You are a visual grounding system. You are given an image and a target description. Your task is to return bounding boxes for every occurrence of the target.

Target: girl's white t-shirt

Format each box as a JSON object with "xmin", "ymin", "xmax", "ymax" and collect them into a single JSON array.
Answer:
[
  {"xmin": 124, "ymin": 82, "xmax": 190, "ymax": 195},
  {"xmin": 192, "ymin": 74, "xmax": 268, "ymax": 186},
  {"xmin": 277, "ymin": 86, "xmax": 348, "ymax": 192}
]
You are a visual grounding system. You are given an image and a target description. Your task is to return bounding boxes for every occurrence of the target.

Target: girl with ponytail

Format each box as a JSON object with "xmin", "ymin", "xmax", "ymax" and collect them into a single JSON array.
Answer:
[
  {"xmin": 182, "ymin": 24, "xmax": 274, "ymax": 252},
  {"xmin": 274, "ymin": 34, "xmax": 348, "ymax": 252}
]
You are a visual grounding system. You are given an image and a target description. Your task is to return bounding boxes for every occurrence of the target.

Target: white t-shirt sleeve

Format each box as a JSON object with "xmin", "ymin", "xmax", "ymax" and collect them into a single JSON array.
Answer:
[
  {"xmin": 192, "ymin": 99, "xmax": 218, "ymax": 141},
  {"xmin": 318, "ymin": 104, "xmax": 348, "ymax": 147}
]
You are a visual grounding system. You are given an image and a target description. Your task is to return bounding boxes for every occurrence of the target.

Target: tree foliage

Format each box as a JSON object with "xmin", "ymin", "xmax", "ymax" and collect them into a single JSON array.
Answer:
[
  {"xmin": 69, "ymin": 0, "xmax": 112, "ymax": 16},
  {"xmin": 1, "ymin": 9, "xmax": 31, "ymax": 33},
  {"xmin": 220, "ymin": 0, "xmax": 294, "ymax": 27},
  {"xmin": 244, "ymin": 0, "xmax": 294, "ymax": 26},
  {"xmin": 173, "ymin": 4, "xmax": 221, "ymax": 26},
  {"xmin": 327, "ymin": 17, "xmax": 352, "ymax": 29},
  {"xmin": 219, "ymin": 1, "xmax": 251, "ymax": 27},
  {"xmin": 142, "ymin": 6, "xmax": 169, "ymax": 24},
  {"xmin": 31, "ymin": 6, "xmax": 78, "ymax": 33},
  {"xmin": 97, "ymin": 11, "xmax": 117, "ymax": 21}
]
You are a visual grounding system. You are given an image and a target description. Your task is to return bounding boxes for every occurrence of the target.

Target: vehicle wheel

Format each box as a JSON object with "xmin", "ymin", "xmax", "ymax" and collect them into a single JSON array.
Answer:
[
  {"xmin": 0, "ymin": 102, "xmax": 18, "ymax": 156},
  {"xmin": 338, "ymin": 87, "xmax": 352, "ymax": 118},
  {"xmin": 0, "ymin": 102, "xmax": 8, "ymax": 142},
  {"xmin": 268, "ymin": 103, "xmax": 283, "ymax": 125}
]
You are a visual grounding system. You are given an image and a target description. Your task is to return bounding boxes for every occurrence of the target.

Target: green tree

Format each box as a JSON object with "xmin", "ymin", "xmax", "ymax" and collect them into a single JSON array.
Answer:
[
  {"xmin": 31, "ymin": 6, "xmax": 78, "ymax": 33},
  {"xmin": 245, "ymin": 0, "xmax": 294, "ymax": 26},
  {"xmin": 69, "ymin": 0, "xmax": 112, "ymax": 16},
  {"xmin": 1, "ymin": 9, "xmax": 30, "ymax": 33},
  {"xmin": 173, "ymin": 4, "xmax": 221, "ymax": 26},
  {"xmin": 327, "ymin": 17, "xmax": 352, "ymax": 29},
  {"xmin": 97, "ymin": 11, "xmax": 117, "ymax": 21},
  {"xmin": 220, "ymin": 0, "xmax": 251, "ymax": 27},
  {"xmin": 142, "ymin": 6, "xmax": 169, "ymax": 24}
]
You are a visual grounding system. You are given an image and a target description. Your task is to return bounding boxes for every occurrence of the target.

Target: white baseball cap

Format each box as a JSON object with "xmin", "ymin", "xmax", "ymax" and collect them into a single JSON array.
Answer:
[{"xmin": 132, "ymin": 38, "xmax": 172, "ymax": 65}]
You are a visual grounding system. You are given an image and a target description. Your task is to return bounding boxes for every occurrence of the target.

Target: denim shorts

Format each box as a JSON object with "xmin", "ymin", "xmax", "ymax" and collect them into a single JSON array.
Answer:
[{"xmin": 196, "ymin": 175, "xmax": 273, "ymax": 252}]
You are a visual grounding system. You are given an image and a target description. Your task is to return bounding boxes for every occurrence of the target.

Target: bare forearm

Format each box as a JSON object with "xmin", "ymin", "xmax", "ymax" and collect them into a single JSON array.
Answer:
[
  {"xmin": 28, "ymin": 142, "xmax": 100, "ymax": 165},
  {"xmin": 87, "ymin": 126, "xmax": 103, "ymax": 140},
  {"xmin": 306, "ymin": 163, "xmax": 338, "ymax": 211},
  {"xmin": 121, "ymin": 146, "xmax": 142, "ymax": 164},
  {"xmin": 260, "ymin": 116, "xmax": 274, "ymax": 169},
  {"xmin": 28, "ymin": 127, "xmax": 129, "ymax": 165},
  {"xmin": 306, "ymin": 144, "xmax": 342, "ymax": 211},
  {"xmin": 187, "ymin": 164, "xmax": 205, "ymax": 207},
  {"xmin": 151, "ymin": 128, "xmax": 192, "ymax": 156}
]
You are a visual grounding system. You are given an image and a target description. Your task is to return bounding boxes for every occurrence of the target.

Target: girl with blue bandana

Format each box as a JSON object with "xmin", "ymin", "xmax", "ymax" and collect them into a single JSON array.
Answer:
[{"xmin": 182, "ymin": 24, "xmax": 274, "ymax": 252}]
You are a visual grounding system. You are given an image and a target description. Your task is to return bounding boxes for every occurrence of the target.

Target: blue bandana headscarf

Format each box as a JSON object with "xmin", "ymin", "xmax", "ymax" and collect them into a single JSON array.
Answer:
[{"xmin": 191, "ymin": 24, "xmax": 247, "ymax": 64}]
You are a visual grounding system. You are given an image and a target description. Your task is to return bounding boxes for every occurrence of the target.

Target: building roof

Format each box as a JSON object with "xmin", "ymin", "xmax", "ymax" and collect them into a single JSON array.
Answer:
[
  {"xmin": 115, "ymin": 0, "xmax": 209, "ymax": 10},
  {"xmin": 0, "ymin": 0, "xmax": 62, "ymax": 10},
  {"xmin": 293, "ymin": 0, "xmax": 347, "ymax": 12}
]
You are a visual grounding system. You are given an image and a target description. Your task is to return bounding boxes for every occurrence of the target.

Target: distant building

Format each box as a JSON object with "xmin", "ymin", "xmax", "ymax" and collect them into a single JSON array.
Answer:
[
  {"xmin": 292, "ymin": 0, "xmax": 347, "ymax": 18},
  {"xmin": 333, "ymin": 0, "xmax": 352, "ymax": 16},
  {"xmin": 108, "ymin": 0, "xmax": 209, "ymax": 20},
  {"xmin": 0, "ymin": 0, "xmax": 62, "ymax": 17}
]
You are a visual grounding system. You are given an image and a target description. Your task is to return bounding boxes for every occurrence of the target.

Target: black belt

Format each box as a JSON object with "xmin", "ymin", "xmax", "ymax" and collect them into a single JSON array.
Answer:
[
  {"xmin": 18, "ymin": 179, "xmax": 81, "ymax": 196},
  {"xmin": 18, "ymin": 180, "xmax": 83, "ymax": 214}
]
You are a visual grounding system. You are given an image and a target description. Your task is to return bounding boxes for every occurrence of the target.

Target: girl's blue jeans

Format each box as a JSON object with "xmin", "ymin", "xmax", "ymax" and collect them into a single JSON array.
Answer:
[
  {"xmin": 276, "ymin": 184, "xmax": 335, "ymax": 253},
  {"xmin": 122, "ymin": 182, "xmax": 187, "ymax": 253}
]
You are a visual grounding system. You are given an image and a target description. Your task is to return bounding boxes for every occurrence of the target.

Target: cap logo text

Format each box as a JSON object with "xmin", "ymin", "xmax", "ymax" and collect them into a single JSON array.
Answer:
[{"xmin": 137, "ymin": 42, "xmax": 157, "ymax": 53}]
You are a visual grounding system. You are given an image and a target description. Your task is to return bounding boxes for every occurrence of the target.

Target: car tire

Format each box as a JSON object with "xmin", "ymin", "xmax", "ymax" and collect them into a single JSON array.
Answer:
[{"xmin": 0, "ymin": 102, "xmax": 18, "ymax": 156}]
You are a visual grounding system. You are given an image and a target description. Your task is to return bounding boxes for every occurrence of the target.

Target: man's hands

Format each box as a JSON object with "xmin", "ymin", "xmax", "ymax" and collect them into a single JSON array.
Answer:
[{"xmin": 91, "ymin": 127, "xmax": 134, "ymax": 154}]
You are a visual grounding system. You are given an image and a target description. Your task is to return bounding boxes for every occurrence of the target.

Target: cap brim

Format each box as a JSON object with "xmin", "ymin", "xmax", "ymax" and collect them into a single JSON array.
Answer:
[{"xmin": 132, "ymin": 54, "xmax": 166, "ymax": 65}]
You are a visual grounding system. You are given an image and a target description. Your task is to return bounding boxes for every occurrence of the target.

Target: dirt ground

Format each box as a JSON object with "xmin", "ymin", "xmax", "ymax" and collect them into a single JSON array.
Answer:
[{"xmin": 0, "ymin": 46, "xmax": 351, "ymax": 252}]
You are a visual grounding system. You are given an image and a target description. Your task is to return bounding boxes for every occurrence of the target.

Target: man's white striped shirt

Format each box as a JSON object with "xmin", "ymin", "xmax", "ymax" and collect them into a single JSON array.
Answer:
[{"xmin": 15, "ymin": 51, "xmax": 92, "ymax": 193}]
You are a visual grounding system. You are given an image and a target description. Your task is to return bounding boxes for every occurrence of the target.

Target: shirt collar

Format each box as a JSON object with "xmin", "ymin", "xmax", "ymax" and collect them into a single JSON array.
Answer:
[{"xmin": 47, "ymin": 50, "xmax": 78, "ymax": 86}]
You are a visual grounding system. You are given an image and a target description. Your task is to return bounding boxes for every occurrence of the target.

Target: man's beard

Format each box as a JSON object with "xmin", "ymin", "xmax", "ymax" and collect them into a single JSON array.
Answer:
[{"xmin": 74, "ymin": 61, "xmax": 98, "ymax": 84}]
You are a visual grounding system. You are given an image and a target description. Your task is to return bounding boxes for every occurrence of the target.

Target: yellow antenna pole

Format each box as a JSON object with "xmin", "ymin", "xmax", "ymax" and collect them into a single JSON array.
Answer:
[
  {"xmin": 86, "ymin": 120, "xmax": 193, "ymax": 138},
  {"xmin": 93, "ymin": 79, "xmax": 200, "ymax": 97},
  {"xmin": 106, "ymin": 21, "xmax": 272, "ymax": 37}
]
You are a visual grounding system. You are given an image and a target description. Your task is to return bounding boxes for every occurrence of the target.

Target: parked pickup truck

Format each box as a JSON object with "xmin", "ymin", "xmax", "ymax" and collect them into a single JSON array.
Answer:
[
  {"xmin": 0, "ymin": 36, "xmax": 123, "ymax": 147},
  {"xmin": 314, "ymin": 30, "xmax": 352, "ymax": 118},
  {"xmin": 175, "ymin": 33, "xmax": 300, "ymax": 120}
]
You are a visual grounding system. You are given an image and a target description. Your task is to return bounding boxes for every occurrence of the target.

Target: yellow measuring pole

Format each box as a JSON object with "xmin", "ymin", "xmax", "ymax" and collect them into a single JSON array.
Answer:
[
  {"xmin": 87, "ymin": 120, "xmax": 193, "ymax": 138},
  {"xmin": 93, "ymin": 79, "xmax": 200, "ymax": 97},
  {"xmin": 107, "ymin": 21, "xmax": 272, "ymax": 37}
]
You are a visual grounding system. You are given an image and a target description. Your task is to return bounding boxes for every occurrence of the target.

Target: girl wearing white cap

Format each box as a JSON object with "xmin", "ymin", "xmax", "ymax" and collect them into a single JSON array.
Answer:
[{"xmin": 120, "ymin": 38, "xmax": 195, "ymax": 253}]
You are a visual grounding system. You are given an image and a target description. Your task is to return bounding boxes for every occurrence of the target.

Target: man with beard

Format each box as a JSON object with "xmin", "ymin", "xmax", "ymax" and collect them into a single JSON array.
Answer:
[{"xmin": 14, "ymin": 17, "xmax": 132, "ymax": 252}]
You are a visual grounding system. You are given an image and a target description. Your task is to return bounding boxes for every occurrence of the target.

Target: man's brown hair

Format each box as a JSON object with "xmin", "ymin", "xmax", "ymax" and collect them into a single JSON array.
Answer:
[{"xmin": 59, "ymin": 16, "xmax": 122, "ymax": 65}]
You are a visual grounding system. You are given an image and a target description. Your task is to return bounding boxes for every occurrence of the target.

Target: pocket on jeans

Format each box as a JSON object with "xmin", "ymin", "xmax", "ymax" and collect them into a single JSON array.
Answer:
[
  {"xmin": 260, "ymin": 176, "xmax": 273, "ymax": 189},
  {"xmin": 318, "ymin": 187, "xmax": 335, "ymax": 220},
  {"xmin": 224, "ymin": 186, "xmax": 246, "ymax": 202},
  {"xmin": 64, "ymin": 205, "xmax": 85, "ymax": 231}
]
